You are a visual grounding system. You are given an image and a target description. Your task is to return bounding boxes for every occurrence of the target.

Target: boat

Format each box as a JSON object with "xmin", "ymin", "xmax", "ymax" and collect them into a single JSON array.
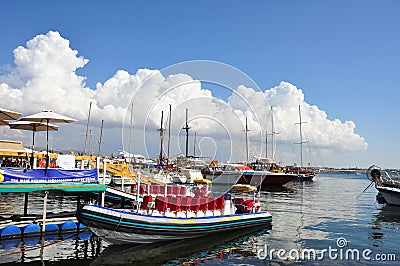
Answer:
[
  {"xmin": 236, "ymin": 159, "xmax": 298, "ymax": 187},
  {"xmin": 286, "ymin": 165, "xmax": 316, "ymax": 182},
  {"xmin": 76, "ymin": 184, "xmax": 272, "ymax": 244},
  {"xmin": 287, "ymin": 105, "xmax": 317, "ymax": 181},
  {"xmin": 152, "ymin": 169, "xmax": 173, "ymax": 184},
  {"xmin": 202, "ymin": 165, "xmax": 241, "ymax": 184},
  {"xmin": 170, "ymin": 171, "xmax": 187, "ymax": 184},
  {"xmin": 206, "ymin": 170, "xmax": 242, "ymax": 186},
  {"xmin": 237, "ymin": 114, "xmax": 296, "ymax": 187},
  {"xmin": 203, "ymin": 161, "xmax": 296, "ymax": 187},
  {"xmin": 367, "ymin": 165, "xmax": 400, "ymax": 206}
]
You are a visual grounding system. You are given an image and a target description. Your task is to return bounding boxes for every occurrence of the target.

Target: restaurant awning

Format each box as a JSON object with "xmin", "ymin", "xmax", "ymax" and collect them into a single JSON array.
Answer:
[{"xmin": 0, "ymin": 140, "xmax": 27, "ymax": 156}]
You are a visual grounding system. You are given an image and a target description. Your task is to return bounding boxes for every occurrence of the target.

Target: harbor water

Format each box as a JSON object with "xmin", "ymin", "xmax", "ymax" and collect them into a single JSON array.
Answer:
[{"xmin": 0, "ymin": 171, "xmax": 399, "ymax": 265}]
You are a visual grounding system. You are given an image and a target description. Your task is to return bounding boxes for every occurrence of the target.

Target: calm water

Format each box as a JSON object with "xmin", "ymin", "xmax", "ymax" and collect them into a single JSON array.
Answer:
[{"xmin": 0, "ymin": 172, "xmax": 399, "ymax": 265}]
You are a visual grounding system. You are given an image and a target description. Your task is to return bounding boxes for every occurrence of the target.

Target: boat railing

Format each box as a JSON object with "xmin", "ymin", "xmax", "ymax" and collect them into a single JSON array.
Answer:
[{"xmin": 109, "ymin": 181, "xmax": 263, "ymax": 219}]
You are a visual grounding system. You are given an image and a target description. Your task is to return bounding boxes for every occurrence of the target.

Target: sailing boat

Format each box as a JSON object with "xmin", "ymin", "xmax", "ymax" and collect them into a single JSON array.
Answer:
[
  {"xmin": 288, "ymin": 105, "xmax": 316, "ymax": 181},
  {"xmin": 236, "ymin": 113, "xmax": 298, "ymax": 187}
]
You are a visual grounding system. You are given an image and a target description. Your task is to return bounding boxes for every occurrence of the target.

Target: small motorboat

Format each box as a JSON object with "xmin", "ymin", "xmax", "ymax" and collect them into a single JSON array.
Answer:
[
  {"xmin": 77, "ymin": 187, "xmax": 272, "ymax": 244},
  {"xmin": 170, "ymin": 172, "xmax": 187, "ymax": 184},
  {"xmin": 367, "ymin": 165, "xmax": 400, "ymax": 206}
]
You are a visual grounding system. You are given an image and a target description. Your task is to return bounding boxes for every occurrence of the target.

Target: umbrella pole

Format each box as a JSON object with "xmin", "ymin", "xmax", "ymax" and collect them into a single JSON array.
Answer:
[
  {"xmin": 46, "ymin": 119, "xmax": 49, "ymax": 173},
  {"xmin": 31, "ymin": 131, "xmax": 35, "ymax": 168}
]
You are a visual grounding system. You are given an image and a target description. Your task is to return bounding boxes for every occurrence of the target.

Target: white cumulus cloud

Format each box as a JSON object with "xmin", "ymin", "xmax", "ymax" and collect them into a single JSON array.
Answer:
[{"xmin": 0, "ymin": 31, "xmax": 368, "ymax": 165}]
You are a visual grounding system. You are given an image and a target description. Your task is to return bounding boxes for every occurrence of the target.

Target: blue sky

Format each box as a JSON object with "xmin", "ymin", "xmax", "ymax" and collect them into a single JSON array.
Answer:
[{"xmin": 0, "ymin": 1, "xmax": 399, "ymax": 168}]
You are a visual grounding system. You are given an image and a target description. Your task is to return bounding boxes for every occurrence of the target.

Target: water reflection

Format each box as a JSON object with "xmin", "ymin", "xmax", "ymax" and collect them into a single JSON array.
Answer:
[
  {"xmin": 369, "ymin": 205, "xmax": 400, "ymax": 246},
  {"xmin": 91, "ymin": 226, "xmax": 271, "ymax": 265},
  {"xmin": 0, "ymin": 235, "xmax": 103, "ymax": 265},
  {"xmin": 373, "ymin": 205, "xmax": 400, "ymax": 225}
]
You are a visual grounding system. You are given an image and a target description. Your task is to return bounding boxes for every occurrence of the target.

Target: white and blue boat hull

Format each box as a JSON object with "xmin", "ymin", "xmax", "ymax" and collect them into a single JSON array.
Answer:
[{"xmin": 78, "ymin": 204, "xmax": 272, "ymax": 244}]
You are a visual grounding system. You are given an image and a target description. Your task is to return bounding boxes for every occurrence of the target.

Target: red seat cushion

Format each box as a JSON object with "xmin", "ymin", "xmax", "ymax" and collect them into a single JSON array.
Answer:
[
  {"xmin": 139, "ymin": 184, "xmax": 147, "ymax": 195},
  {"xmin": 169, "ymin": 196, "xmax": 181, "ymax": 212},
  {"xmin": 141, "ymin": 195, "xmax": 152, "ymax": 210},
  {"xmin": 150, "ymin": 185, "xmax": 158, "ymax": 195},
  {"xmin": 181, "ymin": 196, "xmax": 192, "ymax": 211},
  {"xmin": 208, "ymin": 198, "xmax": 216, "ymax": 211},
  {"xmin": 190, "ymin": 197, "xmax": 201, "ymax": 212},
  {"xmin": 216, "ymin": 197, "xmax": 225, "ymax": 210},
  {"xmin": 167, "ymin": 186, "xmax": 173, "ymax": 195},
  {"xmin": 200, "ymin": 197, "xmax": 208, "ymax": 212},
  {"xmin": 179, "ymin": 186, "xmax": 187, "ymax": 196},
  {"xmin": 172, "ymin": 186, "xmax": 180, "ymax": 195},
  {"xmin": 155, "ymin": 196, "xmax": 168, "ymax": 212}
]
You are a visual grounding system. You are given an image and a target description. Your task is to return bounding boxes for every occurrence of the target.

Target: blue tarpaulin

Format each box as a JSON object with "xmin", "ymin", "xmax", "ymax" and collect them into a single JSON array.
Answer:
[{"xmin": 0, "ymin": 168, "xmax": 98, "ymax": 183}]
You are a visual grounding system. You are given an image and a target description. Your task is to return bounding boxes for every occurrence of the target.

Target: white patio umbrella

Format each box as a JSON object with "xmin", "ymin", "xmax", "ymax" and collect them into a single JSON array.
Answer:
[
  {"xmin": 19, "ymin": 110, "xmax": 77, "ymax": 170},
  {"xmin": 0, "ymin": 107, "xmax": 22, "ymax": 121},
  {"xmin": 9, "ymin": 121, "xmax": 59, "ymax": 166},
  {"xmin": 0, "ymin": 108, "xmax": 22, "ymax": 127}
]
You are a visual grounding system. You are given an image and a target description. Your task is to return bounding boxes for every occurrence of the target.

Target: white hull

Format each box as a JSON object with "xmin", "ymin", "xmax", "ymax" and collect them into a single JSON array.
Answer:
[
  {"xmin": 172, "ymin": 176, "xmax": 187, "ymax": 184},
  {"xmin": 206, "ymin": 172, "xmax": 242, "ymax": 185},
  {"xmin": 376, "ymin": 186, "xmax": 400, "ymax": 206},
  {"xmin": 206, "ymin": 172, "xmax": 243, "ymax": 196},
  {"xmin": 180, "ymin": 169, "xmax": 203, "ymax": 183}
]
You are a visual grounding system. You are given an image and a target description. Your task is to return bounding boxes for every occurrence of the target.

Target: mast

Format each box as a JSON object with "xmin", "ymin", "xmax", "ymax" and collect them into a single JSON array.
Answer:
[
  {"xmin": 193, "ymin": 131, "xmax": 197, "ymax": 158},
  {"xmin": 270, "ymin": 106, "xmax": 280, "ymax": 162},
  {"xmin": 182, "ymin": 108, "xmax": 190, "ymax": 158},
  {"xmin": 271, "ymin": 107, "xmax": 275, "ymax": 161},
  {"xmin": 299, "ymin": 105, "xmax": 303, "ymax": 167},
  {"xmin": 294, "ymin": 105, "xmax": 308, "ymax": 167},
  {"xmin": 245, "ymin": 117, "xmax": 249, "ymax": 163},
  {"xmin": 128, "ymin": 102, "xmax": 133, "ymax": 161},
  {"xmin": 89, "ymin": 129, "xmax": 93, "ymax": 156},
  {"xmin": 158, "ymin": 111, "xmax": 165, "ymax": 163},
  {"xmin": 83, "ymin": 102, "xmax": 92, "ymax": 155},
  {"xmin": 97, "ymin": 119, "xmax": 104, "ymax": 156},
  {"xmin": 265, "ymin": 127, "xmax": 268, "ymax": 158},
  {"xmin": 167, "ymin": 104, "xmax": 172, "ymax": 164}
]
